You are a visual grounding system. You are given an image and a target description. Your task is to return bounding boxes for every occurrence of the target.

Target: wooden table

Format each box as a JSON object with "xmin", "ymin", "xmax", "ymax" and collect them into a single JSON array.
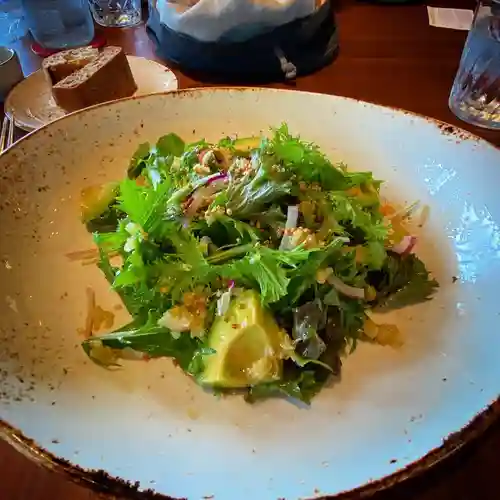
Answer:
[{"xmin": 2, "ymin": 1, "xmax": 499, "ymax": 499}]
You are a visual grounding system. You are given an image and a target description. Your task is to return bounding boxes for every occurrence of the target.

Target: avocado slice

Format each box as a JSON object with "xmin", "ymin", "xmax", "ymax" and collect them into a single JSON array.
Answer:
[
  {"xmin": 200, "ymin": 290, "xmax": 285, "ymax": 388},
  {"xmin": 80, "ymin": 182, "xmax": 118, "ymax": 224},
  {"xmin": 233, "ymin": 136, "xmax": 261, "ymax": 155},
  {"xmin": 356, "ymin": 190, "xmax": 380, "ymax": 208}
]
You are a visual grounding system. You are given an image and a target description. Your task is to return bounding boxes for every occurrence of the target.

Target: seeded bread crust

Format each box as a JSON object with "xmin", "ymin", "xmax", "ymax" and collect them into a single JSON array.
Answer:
[
  {"xmin": 50, "ymin": 46, "xmax": 137, "ymax": 112},
  {"xmin": 42, "ymin": 46, "xmax": 99, "ymax": 85}
]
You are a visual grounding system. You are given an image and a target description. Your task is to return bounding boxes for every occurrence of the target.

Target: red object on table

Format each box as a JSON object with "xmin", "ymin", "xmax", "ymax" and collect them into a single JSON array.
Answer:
[
  {"xmin": 2, "ymin": 1, "xmax": 500, "ymax": 499},
  {"xmin": 30, "ymin": 33, "xmax": 107, "ymax": 57}
]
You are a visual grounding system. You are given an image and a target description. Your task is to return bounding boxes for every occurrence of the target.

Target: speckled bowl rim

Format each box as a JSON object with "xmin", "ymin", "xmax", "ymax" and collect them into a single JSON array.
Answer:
[{"xmin": 0, "ymin": 87, "xmax": 499, "ymax": 500}]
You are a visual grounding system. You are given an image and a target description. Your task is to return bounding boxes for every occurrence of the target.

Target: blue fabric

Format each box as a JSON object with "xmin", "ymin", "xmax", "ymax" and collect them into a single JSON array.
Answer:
[{"xmin": 146, "ymin": 0, "xmax": 338, "ymax": 82}]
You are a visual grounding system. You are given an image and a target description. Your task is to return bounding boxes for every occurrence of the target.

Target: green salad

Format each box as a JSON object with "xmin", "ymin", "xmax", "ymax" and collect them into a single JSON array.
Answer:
[{"xmin": 80, "ymin": 124, "xmax": 438, "ymax": 404}]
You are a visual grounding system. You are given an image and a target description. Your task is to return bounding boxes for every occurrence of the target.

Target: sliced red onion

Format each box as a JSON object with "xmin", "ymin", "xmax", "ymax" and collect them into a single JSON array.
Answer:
[
  {"xmin": 185, "ymin": 174, "xmax": 228, "ymax": 217},
  {"xmin": 328, "ymin": 275, "xmax": 365, "ymax": 300},
  {"xmin": 217, "ymin": 290, "xmax": 232, "ymax": 316},
  {"xmin": 198, "ymin": 149, "xmax": 210, "ymax": 164},
  {"xmin": 185, "ymin": 190, "xmax": 206, "ymax": 216},
  {"xmin": 405, "ymin": 236, "xmax": 417, "ymax": 255},
  {"xmin": 279, "ymin": 236, "xmax": 292, "ymax": 251},
  {"xmin": 185, "ymin": 172, "xmax": 228, "ymax": 205},
  {"xmin": 205, "ymin": 172, "xmax": 228, "ymax": 186},
  {"xmin": 391, "ymin": 235, "xmax": 417, "ymax": 255},
  {"xmin": 279, "ymin": 205, "xmax": 299, "ymax": 251},
  {"xmin": 228, "ymin": 280, "xmax": 235, "ymax": 289},
  {"xmin": 285, "ymin": 205, "xmax": 299, "ymax": 229},
  {"xmin": 207, "ymin": 179, "xmax": 228, "ymax": 193}
]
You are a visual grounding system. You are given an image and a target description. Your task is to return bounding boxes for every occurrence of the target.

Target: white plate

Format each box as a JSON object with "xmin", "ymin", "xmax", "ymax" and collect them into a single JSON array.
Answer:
[
  {"xmin": 0, "ymin": 88, "xmax": 499, "ymax": 500},
  {"xmin": 4, "ymin": 55, "xmax": 178, "ymax": 131}
]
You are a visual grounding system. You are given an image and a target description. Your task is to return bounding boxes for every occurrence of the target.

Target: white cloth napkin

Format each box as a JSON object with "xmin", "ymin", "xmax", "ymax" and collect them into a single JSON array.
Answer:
[{"xmin": 153, "ymin": 0, "xmax": 325, "ymax": 42}]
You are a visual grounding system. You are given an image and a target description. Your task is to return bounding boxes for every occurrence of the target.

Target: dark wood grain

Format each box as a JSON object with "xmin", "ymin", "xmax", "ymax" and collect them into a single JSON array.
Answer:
[{"xmin": 1, "ymin": 0, "xmax": 500, "ymax": 499}]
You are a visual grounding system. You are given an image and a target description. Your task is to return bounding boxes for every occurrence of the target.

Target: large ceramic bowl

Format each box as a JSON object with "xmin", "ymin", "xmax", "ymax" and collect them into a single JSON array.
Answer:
[{"xmin": 1, "ymin": 88, "xmax": 499, "ymax": 500}]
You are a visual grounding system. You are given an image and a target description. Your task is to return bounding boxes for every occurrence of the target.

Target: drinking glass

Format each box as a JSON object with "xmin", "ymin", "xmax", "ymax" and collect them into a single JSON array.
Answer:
[
  {"xmin": 23, "ymin": 0, "xmax": 94, "ymax": 49},
  {"xmin": 448, "ymin": 0, "xmax": 500, "ymax": 129},
  {"xmin": 89, "ymin": 0, "xmax": 142, "ymax": 28}
]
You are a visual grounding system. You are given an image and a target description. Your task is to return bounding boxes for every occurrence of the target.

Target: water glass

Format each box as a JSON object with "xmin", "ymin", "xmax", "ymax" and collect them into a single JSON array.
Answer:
[
  {"xmin": 449, "ymin": 0, "xmax": 500, "ymax": 129},
  {"xmin": 22, "ymin": 0, "xmax": 94, "ymax": 49},
  {"xmin": 89, "ymin": 0, "xmax": 142, "ymax": 28}
]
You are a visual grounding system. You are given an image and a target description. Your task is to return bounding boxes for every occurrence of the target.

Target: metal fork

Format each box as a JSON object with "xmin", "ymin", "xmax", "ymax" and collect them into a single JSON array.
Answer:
[{"xmin": 0, "ymin": 115, "xmax": 14, "ymax": 153}]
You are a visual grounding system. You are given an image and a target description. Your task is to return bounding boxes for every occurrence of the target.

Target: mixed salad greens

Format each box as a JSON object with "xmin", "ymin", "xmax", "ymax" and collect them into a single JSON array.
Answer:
[{"xmin": 80, "ymin": 124, "xmax": 438, "ymax": 404}]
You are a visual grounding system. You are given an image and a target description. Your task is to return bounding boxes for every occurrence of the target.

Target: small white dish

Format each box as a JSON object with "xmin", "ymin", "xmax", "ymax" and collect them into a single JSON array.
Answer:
[{"xmin": 4, "ymin": 55, "xmax": 178, "ymax": 131}]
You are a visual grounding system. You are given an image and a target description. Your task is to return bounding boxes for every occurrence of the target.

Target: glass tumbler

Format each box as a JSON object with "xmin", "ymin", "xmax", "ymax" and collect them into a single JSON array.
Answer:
[
  {"xmin": 89, "ymin": 0, "xmax": 142, "ymax": 28},
  {"xmin": 23, "ymin": 0, "xmax": 94, "ymax": 49},
  {"xmin": 449, "ymin": 0, "xmax": 500, "ymax": 129}
]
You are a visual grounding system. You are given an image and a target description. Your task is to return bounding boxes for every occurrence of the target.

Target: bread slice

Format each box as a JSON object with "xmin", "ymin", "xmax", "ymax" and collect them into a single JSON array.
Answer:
[
  {"xmin": 42, "ymin": 46, "xmax": 99, "ymax": 85},
  {"xmin": 52, "ymin": 46, "xmax": 137, "ymax": 112}
]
